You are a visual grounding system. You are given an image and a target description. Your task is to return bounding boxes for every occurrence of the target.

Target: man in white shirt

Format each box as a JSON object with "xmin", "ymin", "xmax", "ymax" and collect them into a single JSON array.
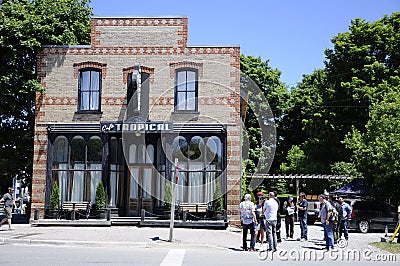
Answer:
[{"xmin": 263, "ymin": 191, "xmax": 279, "ymax": 251}]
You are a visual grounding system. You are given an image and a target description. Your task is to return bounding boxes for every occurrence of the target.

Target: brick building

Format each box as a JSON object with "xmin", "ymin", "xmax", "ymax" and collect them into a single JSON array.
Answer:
[{"xmin": 33, "ymin": 17, "xmax": 241, "ymax": 223}]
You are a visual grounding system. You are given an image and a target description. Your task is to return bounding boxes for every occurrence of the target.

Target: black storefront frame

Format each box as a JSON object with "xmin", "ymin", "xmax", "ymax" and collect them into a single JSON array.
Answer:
[{"xmin": 46, "ymin": 123, "xmax": 228, "ymax": 217}]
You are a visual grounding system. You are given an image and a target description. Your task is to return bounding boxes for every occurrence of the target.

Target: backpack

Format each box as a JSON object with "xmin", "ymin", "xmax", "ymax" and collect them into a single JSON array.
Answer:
[{"xmin": 326, "ymin": 202, "xmax": 338, "ymax": 223}]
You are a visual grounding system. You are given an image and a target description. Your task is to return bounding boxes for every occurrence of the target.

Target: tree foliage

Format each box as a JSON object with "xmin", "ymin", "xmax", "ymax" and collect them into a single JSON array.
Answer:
[
  {"xmin": 240, "ymin": 55, "xmax": 289, "ymax": 193},
  {"xmin": 95, "ymin": 180, "xmax": 106, "ymax": 210},
  {"xmin": 0, "ymin": 0, "xmax": 92, "ymax": 190}
]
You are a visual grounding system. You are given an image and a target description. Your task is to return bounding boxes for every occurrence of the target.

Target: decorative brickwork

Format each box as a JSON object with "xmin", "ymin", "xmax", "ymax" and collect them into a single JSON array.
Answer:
[
  {"xmin": 169, "ymin": 61, "xmax": 203, "ymax": 78},
  {"xmin": 73, "ymin": 61, "xmax": 107, "ymax": 79},
  {"xmin": 122, "ymin": 65, "xmax": 155, "ymax": 84}
]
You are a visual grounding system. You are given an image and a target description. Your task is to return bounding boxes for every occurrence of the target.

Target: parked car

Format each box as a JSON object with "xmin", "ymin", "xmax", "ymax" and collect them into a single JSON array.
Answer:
[
  {"xmin": 305, "ymin": 195, "xmax": 320, "ymax": 225},
  {"xmin": 348, "ymin": 199, "xmax": 398, "ymax": 233}
]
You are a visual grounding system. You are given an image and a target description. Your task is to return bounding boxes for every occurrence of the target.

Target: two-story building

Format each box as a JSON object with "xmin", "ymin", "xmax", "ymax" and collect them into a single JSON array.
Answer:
[{"xmin": 32, "ymin": 17, "xmax": 241, "ymax": 223}]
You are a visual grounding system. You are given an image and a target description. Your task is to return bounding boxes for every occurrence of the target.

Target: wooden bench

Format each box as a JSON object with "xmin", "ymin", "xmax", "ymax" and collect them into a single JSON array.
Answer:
[
  {"xmin": 179, "ymin": 203, "xmax": 209, "ymax": 214},
  {"xmin": 59, "ymin": 201, "xmax": 90, "ymax": 220}
]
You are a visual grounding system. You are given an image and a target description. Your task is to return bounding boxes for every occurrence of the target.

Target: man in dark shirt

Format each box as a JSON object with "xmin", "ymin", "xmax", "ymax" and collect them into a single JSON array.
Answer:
[
  {"xmin": 0, "ymin": 187, "xmax": 16, "ymax": 230},
  {"xmin": 296, "ymin": 192, "xmax": 308, "ymax": 241}
]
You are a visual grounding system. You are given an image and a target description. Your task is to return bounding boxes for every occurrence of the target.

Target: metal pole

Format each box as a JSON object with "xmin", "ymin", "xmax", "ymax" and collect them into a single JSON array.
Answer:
[{"xmin": 169, "ymin": 158, "xmax": 178, "ymax": 242}]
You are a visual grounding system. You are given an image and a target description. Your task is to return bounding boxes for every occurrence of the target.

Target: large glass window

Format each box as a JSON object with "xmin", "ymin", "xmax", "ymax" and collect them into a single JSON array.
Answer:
[
  {"xmin": 51, "ymin": 135, "xmax": 103, "ymax": 206},
  {"xmin": 79, "ymin": 69, "xmax": 101, "ymax": 112},
  {"xmin": 170, "ymin": 135, "xmax": 223, "ymax": 204},
  {"xmin": 175, "ymin": 69, "xmax": 198, "ymax": 111}
]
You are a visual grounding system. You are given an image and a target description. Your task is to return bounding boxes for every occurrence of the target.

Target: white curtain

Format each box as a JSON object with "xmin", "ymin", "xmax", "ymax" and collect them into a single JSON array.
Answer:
[
  {"xmin": 205, "ymin": 165, "xmax": 217, "ymax": 203},
  {"xmin": 80, "ymin": 71, "xmax": 90, "ymax": 110},
  {"xmin": 109, "ymin": 164, "xmax": 119, "ymax": 207},
  {"xmin": 58, "ymin": 163, "xmax": 69, "ymax": 202},
  {"xmin": 129, "ymin": 168, "xmax": 139, "ymax": 198},
  {"xmin": 155, "ymin": 166, "xmax": 166, "ymax": 205},
  {"xmin": 188, "ymin": 162, "xmax": 203, "ymax": 203},
  {"xmin": 129, "ymin": 144, "xmax": 137, "ymax": 164},
  {"xmin": 173, "ymin": 163, "xmax": 186, "ymax": 203},
  {"xmin": 71, "ymin": 163, "xmax": 84, "ymax": 202},
  {"xmin": 142, "ymin": 168, "xmax": 152, "ymax": 198},
  {"xmin": 146, "ymin": 145, "xmax": 154, "ymax": 164},
  {"xmin": 90, "ymin": 163, "xmax": 102, "ymax": 204},
  {"xmin": 90, "ymin": 71, "xmax": 100, "ymax": 110}
]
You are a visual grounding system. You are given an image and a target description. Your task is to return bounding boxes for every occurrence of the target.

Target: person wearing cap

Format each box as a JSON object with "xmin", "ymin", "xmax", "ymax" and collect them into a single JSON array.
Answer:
[
  {"xmin": 0, "ymin": 187, "xmax": 16, "ymax": 230},
  {"xmin": 283, "ymin": 195, "xmax": 295, "ymax": 239},
  {"xmin": 238, "ymin": 194, "xmax": 257, "ymax": 251}
]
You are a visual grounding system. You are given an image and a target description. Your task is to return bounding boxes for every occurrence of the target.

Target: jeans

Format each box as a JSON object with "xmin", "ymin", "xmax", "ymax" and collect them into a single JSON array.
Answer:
[
  {"xmin": 242, "ymin": 222, "xmax": 255, "ymax": 250},
  {"xmin": 339, "ymin": 220, "xmax": 349, "ymax": 240},
  {"xmin": 266, "ymin": 220, "xmax": 278, "ymax": 251},
  {"xmin": 299, "ymin": 216, "xmax": 308, "ymax": 240},
  {"xmin": 285, "ymin": 215, "xmax": 294, "ymax": 238},
  {"xmin": 322, "ymin": 222, "xmax": 335, "ymax": 249}
]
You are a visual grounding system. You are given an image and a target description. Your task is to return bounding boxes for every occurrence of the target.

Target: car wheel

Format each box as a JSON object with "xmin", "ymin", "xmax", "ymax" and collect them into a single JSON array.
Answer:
[{"xmin": 358, "ymin": 220, "xmax": 370, "ymax": 233}]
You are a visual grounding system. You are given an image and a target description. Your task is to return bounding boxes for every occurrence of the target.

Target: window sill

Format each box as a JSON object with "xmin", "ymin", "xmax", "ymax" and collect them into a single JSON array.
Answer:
[
  {"xmin": 73, "ymin": 111, "xmax": 103, "ymax": 121},
  {"xmin": 171, "ymin": 111, "xmax": 200, "ymax": 122}
]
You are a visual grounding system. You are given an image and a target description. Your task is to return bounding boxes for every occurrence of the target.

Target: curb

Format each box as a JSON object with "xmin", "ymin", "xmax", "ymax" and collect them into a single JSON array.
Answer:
[{"xmin": 0, "ymin": 237, "xmax": 230, "ymax": 250}]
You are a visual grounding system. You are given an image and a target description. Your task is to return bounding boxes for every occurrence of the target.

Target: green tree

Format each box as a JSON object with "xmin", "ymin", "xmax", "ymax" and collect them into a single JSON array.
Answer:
[
  {"xmin": 280, "ymin": 13, "xmax": 400, "ymax": 182},
  {"xmin": 240, "ymin": 55, "xmax": 289, "ymax": 193},
  {"xmin": 212, "ymin": 183, "xmax": 223, "ymax": 212},
  {"xmin": 50, "ymin": 182, "xmax": 60, "ymax": 210},
  {"xmin": 95, "ymin": 180, "xmax": 106, "ymax": 210},
  {"xmin": 0, "ymin": 0, "xmax": 92, "ymax": 192},
  {"xmin": 344, "ymin": 91, "xmax": 400, "ymax": 203}
]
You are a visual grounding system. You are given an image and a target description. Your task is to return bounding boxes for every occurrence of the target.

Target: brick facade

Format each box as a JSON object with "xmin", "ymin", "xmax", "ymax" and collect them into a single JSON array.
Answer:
[{"xmin": 33, "ymin": 17, "xmax": 241, "ymax": 223}]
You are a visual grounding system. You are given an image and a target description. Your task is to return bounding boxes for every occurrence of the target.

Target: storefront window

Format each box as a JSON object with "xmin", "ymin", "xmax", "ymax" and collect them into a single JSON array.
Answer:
[
  {"xmin": 170, "ymin": 135, "xmax": 223, "ymax": 204},
  {"xmin": 51, "ymin": 135, "xmax": 103, "ymax": 206}
]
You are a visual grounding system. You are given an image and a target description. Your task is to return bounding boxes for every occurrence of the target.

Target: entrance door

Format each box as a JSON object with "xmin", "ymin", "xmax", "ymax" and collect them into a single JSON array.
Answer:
[{"xmin": 128, "ymin": 166, "xmax": 154, "ymax": 215}]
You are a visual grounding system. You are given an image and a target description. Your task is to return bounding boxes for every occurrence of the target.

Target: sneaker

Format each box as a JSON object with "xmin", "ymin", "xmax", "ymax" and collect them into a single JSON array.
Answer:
[{"xmin": 300, "ymin": 238, "xmax": 305, "ymax": 242}]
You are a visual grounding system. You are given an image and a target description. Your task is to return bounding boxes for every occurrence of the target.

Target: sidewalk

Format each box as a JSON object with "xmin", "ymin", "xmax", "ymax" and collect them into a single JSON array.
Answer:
[{"xmin": 0, "ymin": 224, "xmax": 242, "ymax": 249}]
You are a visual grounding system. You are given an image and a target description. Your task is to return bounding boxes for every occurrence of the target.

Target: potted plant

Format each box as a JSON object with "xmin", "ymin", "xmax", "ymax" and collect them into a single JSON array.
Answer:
[
  {"xmin": 212, "ymin": 183, "xmax": 224, "ymax": 220},
  {"xmin": 49, "ymin": 182, "xmax": 60, "ymax": 219},
  {"xmin": 164, "ymin": 183, "xmax": 172, "ymax": 218},
  {"xmin": 95, "ymin": 181, "xmax": 107, "ymax": 219}
]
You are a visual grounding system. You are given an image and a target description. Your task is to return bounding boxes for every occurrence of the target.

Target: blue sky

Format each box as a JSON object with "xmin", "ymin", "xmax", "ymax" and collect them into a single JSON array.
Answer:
[{"xmin": 91, "ymin": 0, "xmax": 399, "ymax": 87}]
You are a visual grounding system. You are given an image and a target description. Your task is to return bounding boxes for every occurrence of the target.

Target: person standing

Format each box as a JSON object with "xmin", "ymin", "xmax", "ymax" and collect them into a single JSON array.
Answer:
[
  {"xmin": 338, "ymin": 197, "xmax": 352, "ymax": 241},
  {"xmin": 238, "ymin": 194, "xmax": 257, "ymax": 251},
  {"xmin": 255, "ymin": 196, "xmax": 266, "ymax": 245},
  {"xmin": 263, "ymin": 192, "xmax": 279, "ymax": 251},
  {"xmin": 319, "ymin": 194, "xmax": 335, "ymax": 251},
  {"xmin": 283, "ymin": 196, "xmax": 295, "ymax": 239},
  {"xmin": 296, "ymin": 192, "xmax": 308, "ymax": 241},
  {"xmin": 328, "ymin": 195, "xmax": 341, "ymax": 243},
  {"xmin": 273, "ymin": 191, "xmax": 282, "ymax": 243},
  {"xmin": 0, "ymin": 187, "xmax": 16, "ymax": 230}
]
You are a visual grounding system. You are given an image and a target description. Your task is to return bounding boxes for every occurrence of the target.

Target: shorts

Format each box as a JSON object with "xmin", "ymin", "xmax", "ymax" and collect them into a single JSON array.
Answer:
[{"xmin": 4, "ymin": 206, "xmax": 12, "ymax": 219}]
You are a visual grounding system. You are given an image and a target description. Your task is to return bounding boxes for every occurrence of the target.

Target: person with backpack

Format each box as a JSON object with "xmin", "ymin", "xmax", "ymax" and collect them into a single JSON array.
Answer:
[
  {"xmin": 328, "ymin": 195, "xmax": 341, "ymax": 244},
  {"xmin": 318, "ymin": 194, "xmax": 335, "ymax": 251}
]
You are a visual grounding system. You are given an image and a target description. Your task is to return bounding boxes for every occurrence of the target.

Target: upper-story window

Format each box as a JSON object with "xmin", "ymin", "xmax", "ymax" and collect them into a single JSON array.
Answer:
[
  {"xmin": 175, "ymin": 69, "xmax": 198, "ymax": 111},
  {"xmin": 79, "ymin": 69, "xmax": 101, "ymax": 112}
]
